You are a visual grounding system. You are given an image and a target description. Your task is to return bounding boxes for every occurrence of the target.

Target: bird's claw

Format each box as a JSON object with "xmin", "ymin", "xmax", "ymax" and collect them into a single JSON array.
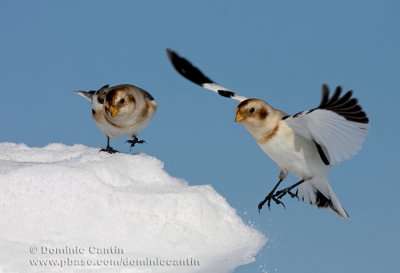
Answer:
[
  {"xmin": 126, "ymin": 137, "xmax": 146, "ymax": 149},
  {"xmin": 289, "ymin": 190, "xmax": 299, "ymax": 200},
  {"xmin": 258, "ymin": 193, "xmax": 285, "ymax": 213},
  {"xmin": 268, "ymin": 197, "xmax": 286, "ymax": 210},
  {"xmin": 259, "ymin": 180, "xmax": 303, "ymax": 214},
  {"xmin": 99, "ymin": 146, "xmax": 119, "ymax": 154},
  {"xmin": 276, "ymin": 188, "xmax": 298, "ymax": 200}
]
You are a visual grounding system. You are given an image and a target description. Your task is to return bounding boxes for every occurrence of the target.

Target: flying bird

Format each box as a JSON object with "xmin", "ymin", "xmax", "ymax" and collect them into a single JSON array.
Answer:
[
  {"xmin": 74, "ymin": 84, "xmax": 157, "ymax": 153},
  {"xmin": 166, "ymin": 48, "xmax": 369, "ymax": 219}
]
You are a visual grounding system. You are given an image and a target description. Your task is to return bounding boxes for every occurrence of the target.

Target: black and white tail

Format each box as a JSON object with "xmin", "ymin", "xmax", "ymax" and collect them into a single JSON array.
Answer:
[
  {"xmin": 166, "ymin": 49, "xmax": 247, "ymax": 102},
  {"xmin": 297, "ymin": 178, "xmax": 350, "ymax": 219}
]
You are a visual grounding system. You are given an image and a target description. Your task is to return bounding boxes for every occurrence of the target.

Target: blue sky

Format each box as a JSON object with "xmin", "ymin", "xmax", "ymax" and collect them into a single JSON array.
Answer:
[{"xmin": 1, "ymin": 1, "xmax": 399, "ymax": 272}]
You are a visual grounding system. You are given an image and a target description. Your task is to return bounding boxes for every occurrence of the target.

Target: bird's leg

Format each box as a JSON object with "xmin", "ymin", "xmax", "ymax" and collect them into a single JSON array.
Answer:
[
  {"xmin": 275, "ymin": 179, "xmax": 305, "ymax": 200},
  {"xmin": 99, "ymin": 137, "xmax": 118, "ymax": 154},
  {"xmin": 258, "ymin": 178, "xmax": 285, "ymax": 213},
  {"xmin": 126, "ymin": 135, "xmax": 146, "ymax": 150}
]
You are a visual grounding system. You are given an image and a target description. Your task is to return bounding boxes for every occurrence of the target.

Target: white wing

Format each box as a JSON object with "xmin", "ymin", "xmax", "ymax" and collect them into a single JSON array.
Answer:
[
  {"xmin": 283, "ymin": 85, "xmax": 369, "ymax": 165},
  {"xmin": 166, "ymin": 49, "xmax": 248, "ymax": 102}
]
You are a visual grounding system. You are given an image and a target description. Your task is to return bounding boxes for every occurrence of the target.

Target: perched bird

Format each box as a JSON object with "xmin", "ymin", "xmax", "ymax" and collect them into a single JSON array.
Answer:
[
  {"xmin": 166, "ymin": 49, "xmax": 369, "ymax": 219},
  {"xmin": 74, "ymin": 84, "xmax": 157, "ymax": 153}
]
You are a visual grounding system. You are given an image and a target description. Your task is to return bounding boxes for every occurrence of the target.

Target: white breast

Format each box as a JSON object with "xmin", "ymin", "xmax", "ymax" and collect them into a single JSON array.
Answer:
[{"xmin": 258, "ymin": 122, "xmax": 328, "ymax": 179}]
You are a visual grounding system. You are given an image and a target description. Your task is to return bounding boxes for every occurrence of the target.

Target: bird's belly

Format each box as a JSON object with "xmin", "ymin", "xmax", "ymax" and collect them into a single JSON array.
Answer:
[
  {"xmin": 93, "ymin": 110, "xmax": 155, "ymax": 139},
  {"xmin": 259, "ymin": 132, "xmax": 326, "ymax": 179},
  {"xmin": 95, "ymin": 121, "xmax": 140, "ymax": 138}
]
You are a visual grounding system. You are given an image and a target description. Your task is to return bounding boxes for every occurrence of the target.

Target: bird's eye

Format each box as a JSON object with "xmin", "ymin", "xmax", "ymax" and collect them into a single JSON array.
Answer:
[
  {"xmin": 98, "ymin": 97, "xmax": 104, "ymax": 104},
  {"xmin": 249, "ymin": 107, "xmax": 255, "ymax": 113},
  {"xmin": 119, "ymin": 98, "xmax": 125, "ymax": 104}
]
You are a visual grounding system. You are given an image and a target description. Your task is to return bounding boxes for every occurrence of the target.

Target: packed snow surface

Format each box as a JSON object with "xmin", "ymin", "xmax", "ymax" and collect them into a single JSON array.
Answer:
[{"xmin": 0, "ymin": 143, "xmax": 266, "ymax": 273}]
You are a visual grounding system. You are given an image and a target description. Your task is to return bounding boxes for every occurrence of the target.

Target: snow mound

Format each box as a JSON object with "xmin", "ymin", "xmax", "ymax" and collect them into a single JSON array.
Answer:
[{"xmin": 0, "ymin": 143, "xmax": 266, "ymax": 273}]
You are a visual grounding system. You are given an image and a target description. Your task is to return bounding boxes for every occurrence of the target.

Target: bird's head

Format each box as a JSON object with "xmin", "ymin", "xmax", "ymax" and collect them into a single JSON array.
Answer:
[
  {"xmin": 235, "ymin": 99, "xmax": 281, "ymax": 142},
  {"xmin": 105, "ymin": 86, "xmax": 136, "ymax": 118},
  {"xmin": 235, "ymin": 99, "xmax": 272, "ymax": 124}
]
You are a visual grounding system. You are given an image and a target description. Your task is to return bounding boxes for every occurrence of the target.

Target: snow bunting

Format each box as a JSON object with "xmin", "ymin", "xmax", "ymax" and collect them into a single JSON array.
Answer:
[
  {"xmin": 74, "ymin": 84, "xmax": 157, "ymax": 153},
  {"xmin": 167, "ymin": 49, "xmax": 369, "ymax": 219}
]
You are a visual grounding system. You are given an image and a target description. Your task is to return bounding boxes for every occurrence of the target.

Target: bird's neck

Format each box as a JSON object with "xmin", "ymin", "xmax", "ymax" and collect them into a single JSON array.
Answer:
[{"xmin": 244, "ymin": 114, "xmax": 281, "ymax": 144}]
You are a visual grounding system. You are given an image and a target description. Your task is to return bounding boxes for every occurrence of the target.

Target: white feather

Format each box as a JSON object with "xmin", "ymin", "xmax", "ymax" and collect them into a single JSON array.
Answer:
[
  {"xmin": 284, "ymin": 109, "xmax": 369, "ymax": 165},
  {"xmin": 202, "ymin": 83, "xmax": 247, "ymax": 102},
  {"xmin": 73, "ymin": 91, "xmax": 93, "ymax": 101},
  {"xmin": 297, "ymin": 178, "xmax": 350, "ymax": 219}
]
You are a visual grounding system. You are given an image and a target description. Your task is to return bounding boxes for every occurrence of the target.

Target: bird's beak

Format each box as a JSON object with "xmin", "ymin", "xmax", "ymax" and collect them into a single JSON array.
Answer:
[
  {"xmin": 109, "ymin": 106, "xmax": 119, "ymax": 117},
  {"xmin": 235, "ymin": 113, "xmax": 244, "ymax": 122}
]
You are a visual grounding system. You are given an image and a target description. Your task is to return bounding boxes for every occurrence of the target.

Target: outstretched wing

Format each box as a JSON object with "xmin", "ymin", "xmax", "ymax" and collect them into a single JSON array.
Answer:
[
  {"xmin": 166, "ymin": 49, "xmax": 248, "ymax": 102},
  {"xmin": 283, "ymin": 84, "xmax": 369, "ymax": 165}
]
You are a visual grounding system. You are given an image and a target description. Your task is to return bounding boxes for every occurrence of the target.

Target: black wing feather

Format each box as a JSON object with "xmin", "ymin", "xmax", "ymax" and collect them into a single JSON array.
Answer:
[
  {"xmin": 316, "ymin": 85, "xmax": 369, "ymax": 124},
  {"xmin": 166, "ymin": 48, "xmax": 213, "ymax": 86},
  {"xmin": 325, "ymin": 86, "xmax": 342, "ymax": 107}
]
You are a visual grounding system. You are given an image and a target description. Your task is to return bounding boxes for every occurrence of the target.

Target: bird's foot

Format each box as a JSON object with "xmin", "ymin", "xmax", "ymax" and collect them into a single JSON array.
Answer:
[
  {"xmin": 258, "ymin": 191, "xmax": 286, "ymax": 213},
  {"xmin": 276, "ymin": 187, "xmax": 298, "ymax": 200},
  {"xmin": 126, "ymin": 136, "xmax": 146, "ymax": 149},
  {"xmin": 99, "ymin": 146, "xmax": 119, "ymax": 154}
]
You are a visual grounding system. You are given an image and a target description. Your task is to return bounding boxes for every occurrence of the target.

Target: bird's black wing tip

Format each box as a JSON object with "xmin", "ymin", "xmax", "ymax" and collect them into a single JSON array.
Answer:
[
  {"xmin": 317, "ymin": 84, "xmax": 369, "ymax": 124},
  {"xmin": 218, "ymin": 90, "xmax": 235, "ymax": 98},
  {"xmin": 166, "ymin": 48, "xmax": 176, "ymax": 60},
  {"xmin": 166, "ymin": 48, "xmax": 214, "ymax": 86}
]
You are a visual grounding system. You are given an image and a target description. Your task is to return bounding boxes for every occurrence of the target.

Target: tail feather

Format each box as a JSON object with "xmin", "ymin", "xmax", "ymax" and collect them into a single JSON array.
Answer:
[
  {"xmin": 297, "ymin": 179, "xmax": 349, "ymax": 219},
  {"xmin": 74, "ymin": 90, "xmax": 95, "ymax": 101}
]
